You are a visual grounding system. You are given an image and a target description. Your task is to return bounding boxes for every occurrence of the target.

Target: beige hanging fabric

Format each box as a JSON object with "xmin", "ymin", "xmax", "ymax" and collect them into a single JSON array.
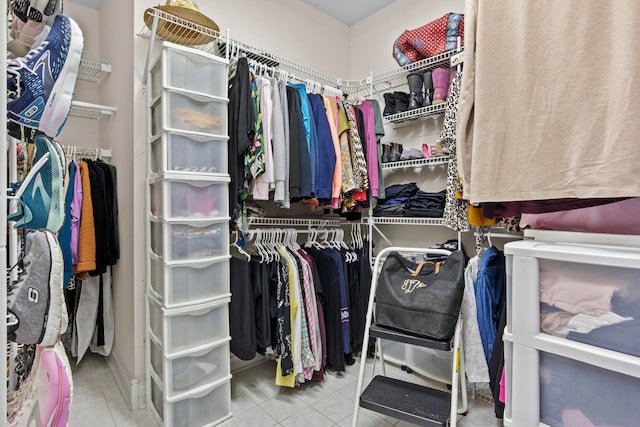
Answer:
[{"xmin": 457, "ymin": 0, "xmax": 640, "ymax": 205}]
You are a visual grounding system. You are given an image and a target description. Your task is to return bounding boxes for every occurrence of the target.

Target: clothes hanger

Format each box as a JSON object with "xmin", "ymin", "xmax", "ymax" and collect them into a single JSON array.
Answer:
[{"xmin": 232, "ymin": 229, "xmax": 251, "ymax": 261}]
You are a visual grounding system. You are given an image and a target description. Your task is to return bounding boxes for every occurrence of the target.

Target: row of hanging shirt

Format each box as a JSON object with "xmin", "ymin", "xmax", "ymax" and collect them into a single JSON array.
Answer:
[
  {"xmin": 228, "ymin": 55, "xmax": 388, "ymax": 233},
  {"xmin": 229, "ymin": 225, "xmax": 372, "ymax": 387}
]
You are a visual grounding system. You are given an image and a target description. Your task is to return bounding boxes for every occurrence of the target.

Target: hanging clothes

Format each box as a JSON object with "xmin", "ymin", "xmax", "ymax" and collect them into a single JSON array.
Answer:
[{"xmin": 474, "ymin": 246, "xmax": 506, "ymax": 362}]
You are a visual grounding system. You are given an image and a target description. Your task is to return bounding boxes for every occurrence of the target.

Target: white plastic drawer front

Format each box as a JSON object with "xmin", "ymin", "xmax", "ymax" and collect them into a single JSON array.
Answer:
[
  {"xmin": 505, "ymin": 240, "xmax": 640, "ymax": 359},
  {"xmin": 151, "ymin": 375, "xmax": 232, "ymax": 427},
  {"xmin": 149, "ymin": 176, "xmax": 229, "ymax": 220},
  {"xmin": 151, "ymin": 336, "xmax": 232, "ymax": 399},
  {"xmin": 539, "ymin": 351, "xmax": 640, "ymax": 427},
  {"xmin": 151, "ymin": 90, "xmax": 227, "ymax": 137},
  {"xmin": 147, "ymin": 296, "xmax": 230, "ymax": 355},
  {"xmin": 150, "ymin": 131, "xmax": 228, "ymax": 176},
  {"xmin": 149, "ymin": 253, "xmax": 230, "ymax": 308},
  {"xmin": 150, "ymin": 218, "xmax": 229, "ymax": 262},
  {"xmin": 163, "ymin": 45, "xmax": 228, "ymax": 98}
]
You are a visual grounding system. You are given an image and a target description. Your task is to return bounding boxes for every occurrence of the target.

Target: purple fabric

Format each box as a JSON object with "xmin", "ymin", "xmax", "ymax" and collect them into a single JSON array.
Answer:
[
  {"xmin": 71, "ymin": 161, "xmax": 83, "ymax": 265},
  {"xmin": 358, "ymin": 101, "xmax": 380, "ymax": 198},
  {"xmin": 482, "ymin": 198, "xmax": 629, "ymax": 218},
  {"xmin": 520, "ymin": 197, "xmax": 640, "ymax": 235}
]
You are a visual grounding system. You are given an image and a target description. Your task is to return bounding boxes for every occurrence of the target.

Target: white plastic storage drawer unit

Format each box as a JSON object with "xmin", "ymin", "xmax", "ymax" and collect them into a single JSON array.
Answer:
[
  {"xmin": 151, "ymin": 88, "xmax": 227, "ymax": 137},
  {"xmin": 150, "ymin": 130, "xmax": 228, "ymax": 176},
  {"xmin": 150, "ymin": 41, "xmax": 228, "ymax": 100},
  {"xmin": 149, "ymin": 173, "xmax": 229, "ymax": 220},
  {"xmin": 505, "ymin": 240, "xmax": 640, "ymax": 358},
  {"xmin": 149, "ymin": 334, "xmax": 231, "ymax": 399},
  {"xmin": 150, "ymin": 373, "xmax": 232, "ymax": 427},
  {"xmin": 147, "ymin": 295, "xmax": 230, "ymax": 356},
  {"xmin": 503, "ymin": 339, "xmax": 640, "ymax": 427},
  {"xmin": 148, "ymin": 252, "xmax": 230, "ymax": 308},
  {"xmin": 149, "ymin": 217, "xmax": 229, "ymax": 262}
]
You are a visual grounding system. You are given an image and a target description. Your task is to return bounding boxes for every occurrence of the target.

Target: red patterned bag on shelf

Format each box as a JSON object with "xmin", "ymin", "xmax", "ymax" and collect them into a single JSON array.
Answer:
[{"xmin": 393, "ymin": 13, "xmax": 464, "ymax": 66}]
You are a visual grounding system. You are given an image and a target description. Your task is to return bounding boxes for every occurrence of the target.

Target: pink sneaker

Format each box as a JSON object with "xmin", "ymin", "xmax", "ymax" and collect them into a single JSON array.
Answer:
[
  {"xmin": 8, "ymin": 341, "xmax": 73, "ymax": 427},
  {"xmin": 421, "ymin": 143, "xmax": 432, "ymax": 158}
]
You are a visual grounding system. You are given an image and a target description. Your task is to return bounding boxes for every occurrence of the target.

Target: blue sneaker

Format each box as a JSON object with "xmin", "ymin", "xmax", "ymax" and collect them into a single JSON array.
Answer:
[
  {"xmin": 7, "ymin": 13, "xmax": 84, "ymax": 138},
  {"xmin": 8, "ymin": 135, "xmax": 64, "ymax": 232}
]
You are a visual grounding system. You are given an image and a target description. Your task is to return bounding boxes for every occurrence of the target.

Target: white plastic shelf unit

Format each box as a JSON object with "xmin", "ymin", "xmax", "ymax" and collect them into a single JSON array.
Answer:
[
  {"xmin": 503, "ymin": 240, "xmax": 640, "ymax": 427},
  {"xmin": 145, "ymin": 41, "xmax": 232, "ymax": 427}
]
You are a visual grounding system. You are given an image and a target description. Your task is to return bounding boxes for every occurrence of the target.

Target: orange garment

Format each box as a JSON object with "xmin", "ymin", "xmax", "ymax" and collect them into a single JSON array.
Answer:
[
  {"xmin": 468, "ymin": 204, "xmax": 497, "ymax": 226},
  {"xmin": 74, "ymin": 161, "xmax": 96, "ymax": 280}
]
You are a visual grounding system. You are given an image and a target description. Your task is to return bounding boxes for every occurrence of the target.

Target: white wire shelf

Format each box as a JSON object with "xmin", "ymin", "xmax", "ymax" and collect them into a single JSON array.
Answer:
[
  {"xmin": 247, "ymin": 217, "xmax": 342, "ymax": 227},
  {"xmin": 383, "ymin": 103, "xmax": 446, "ymax": 124},
  {"xmin": 62, "ymin": 145, "xmax": 112, "ymax": 159},
  {"xmin": 366, "ymin": 217, "xmax": 445, "ymax": 226},
  {"xmin": 372, "ymin": 51, "xmax": 454, "ymax": 94},
  {"xmin": 69, "ymin": 101, "xmax": 117, "ymax": 119},
  {"xmin": 381, "ymin": 156, "xmax": 449, "ymax": 170},
  {"xmin": 77, "ymin": 58, "xmax": 111, "ymax": 83}
]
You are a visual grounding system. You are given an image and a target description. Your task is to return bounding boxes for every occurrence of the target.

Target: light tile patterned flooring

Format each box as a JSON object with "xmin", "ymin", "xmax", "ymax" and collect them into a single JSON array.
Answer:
[{"xmin": 70, "ymin": 351, "xmax": 504, "ymax": 426}]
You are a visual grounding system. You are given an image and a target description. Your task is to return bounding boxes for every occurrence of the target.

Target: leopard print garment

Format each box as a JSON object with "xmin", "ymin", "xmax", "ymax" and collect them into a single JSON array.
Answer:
[{"xmin": 439, "ymin": 72, "xmax": 469, "ymax": 232}]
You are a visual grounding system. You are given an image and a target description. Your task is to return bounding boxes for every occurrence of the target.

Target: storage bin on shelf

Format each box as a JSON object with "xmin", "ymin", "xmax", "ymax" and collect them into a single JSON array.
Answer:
[
  {"xmin": 149, "ymin": 334, "xmax": 231, "ymax": 399},
  {"xmin": 149, "ymin": 173, "xmax": 230, "ymax": 220},
  {"xmin": 150, "ymin": 41, "xmax": 228, "ymax": 100},
  {"xmin": 149, "ymin": 252, "xmax": 230, "ymax": 308},
  {"xmin": 150, "ymin": 129, "xmax": 228, "ymax": 177},
  {"xmin": 505, "ymin": 241, "xmax": 640, "ymax": 358},
  {"xmin": 147, "ymin": 295, "xmax": 231, "ymax": 356},
  {"xmin": 149, "ymin": 217, "xmax": 229, "ymax": 262},
  {"xmin": 149, "ymin": 373, "xmax": 232, "ymax": 427},
  {"xmin": 504, "ymin": 339, "xmax": 640, "ymax": 427},
  {"xmin": 150, "ymin": 88, "xmax": 228, "ymax": 137}
]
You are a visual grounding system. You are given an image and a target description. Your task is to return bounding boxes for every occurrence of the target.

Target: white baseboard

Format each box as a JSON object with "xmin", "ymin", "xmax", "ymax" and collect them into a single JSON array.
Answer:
[{"xmin": 106, "ymin": 352, "xmax": 146, "ymax": 411}]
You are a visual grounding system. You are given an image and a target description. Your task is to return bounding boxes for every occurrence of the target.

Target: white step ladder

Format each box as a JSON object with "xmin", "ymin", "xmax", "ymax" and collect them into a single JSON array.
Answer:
[{"xmin": 353, "ymin": 247, "xmax": 468, "ymax": 426}]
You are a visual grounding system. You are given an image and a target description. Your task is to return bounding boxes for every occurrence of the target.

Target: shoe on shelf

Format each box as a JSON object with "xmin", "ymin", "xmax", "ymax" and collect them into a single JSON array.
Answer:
[
  {"xmin": 407, "ymin": 73, "xmax": 424, "ymax": 110},
  {"xmin": 393, "ymin": 91, "xmax": 409, "ymax": 114},
  {"xmin": 7, "ymin": 13, "xmax": 84, "ymax": 138},
  {"xmin": 8, "ymin": 341, "xmax": 72, "ymax": 427},
  {"xmin": 389, "ymin": 142, "xmax": 402, "ymax": 162},
  {"xmin": 11, "ymin": 0, "xmax": 63, "ymax": 26},
  {"xmin": 422, "ymin": 70, "xmax": 433, "ymax": 107},
  {"xmin": 7, "ymin": 230, "xmax": 65, "ymax": 348},
  {"xmin": 400, "ymin": 148, "xmax": 423, "ymax": 161},
  {"xmin": 381, "ymin": 143, "xmax": 391, "ymax": 163},
  {"xmin": 431, "ymin": 67, "xmax": 451, "ymax": 105},
  {"xmin": 8, "ymin": 15, "xmax": 50, "ymax": 58},
  {"xmin": 382, "ymin": 93, "xmax": 396, "ymax": 116},
  {"xmin": 421, "ymin": 143, "xmax": 432, "ymax": 158},
  {"xmin": 8, "ymin": 135, "xmax": 65, "ymax": 232}
]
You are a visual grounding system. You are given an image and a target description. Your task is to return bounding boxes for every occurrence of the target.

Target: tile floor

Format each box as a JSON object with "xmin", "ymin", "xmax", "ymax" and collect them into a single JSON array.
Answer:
[{"xmin": 69, "ymin": 351, "xmax": 504, "ymax": 426}]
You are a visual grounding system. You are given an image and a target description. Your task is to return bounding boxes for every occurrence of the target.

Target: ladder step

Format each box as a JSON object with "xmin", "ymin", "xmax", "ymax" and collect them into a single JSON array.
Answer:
[
  {"xmin": 360, "ymin": 375, "xmax": 451, "ymax": 426},
  {"xmin": 370, "ymin": 324, "xmax": 452, "ymax": 351}
]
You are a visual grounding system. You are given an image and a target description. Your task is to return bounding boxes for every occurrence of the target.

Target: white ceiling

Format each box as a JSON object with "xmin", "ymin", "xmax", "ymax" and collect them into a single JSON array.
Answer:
[
  {"xmin": 66, "ymin": 0, "xmax": 396, "ymax": 26},
  {"xmin": 302, "ymin": 0, "xmax": 396, "ymax": 26}
]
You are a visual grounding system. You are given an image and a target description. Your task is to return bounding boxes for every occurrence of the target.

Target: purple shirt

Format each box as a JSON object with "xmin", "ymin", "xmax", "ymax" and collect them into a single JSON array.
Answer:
[{"xmin": 70, "ymin": 161, "xmax": 83, "ymax": 265}]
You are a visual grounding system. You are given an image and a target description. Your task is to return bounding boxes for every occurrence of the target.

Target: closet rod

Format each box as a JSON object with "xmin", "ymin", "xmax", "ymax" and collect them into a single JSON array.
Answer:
[
  {"xmin": 247, "ymin": 217, "xmax": 342, "ymax": 227},
  {"xmin": 63, "ymin": 146, "xmax": 112, "ymax": 159}
]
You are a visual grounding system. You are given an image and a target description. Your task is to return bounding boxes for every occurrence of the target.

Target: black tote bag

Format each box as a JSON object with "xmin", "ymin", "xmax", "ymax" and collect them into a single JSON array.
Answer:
[{"xmin": 375, "ymin": 250, "xmax": 466, "ymax": 341}]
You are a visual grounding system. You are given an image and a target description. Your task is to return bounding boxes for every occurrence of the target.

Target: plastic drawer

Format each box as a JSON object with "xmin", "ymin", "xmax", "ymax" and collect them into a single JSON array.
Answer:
[
  {"xmin": 149, "ymin": 174, "xmax": 229, "ymax": 220},
  {"xmin": 150, "ymin": 42, "xmax": 228, "ymax": 100},
  {"xmin": 148, "ymin": 252, "xmax": 230, "ymax": 308},
  {"xmin": 149, "ymin": 335, "xmax": 231, "ymax": 399},
  {"xmin": 147, "ymin": 296, "xmax": 230, "ymax": 355},
  {"xmin": 150, "ymin": 374, "xmax": 232, "ymax": 427},
  {"xmin": 539, "ymin": 351, "xmax": 640, "ymax": 427},
  {"xmin": 149, "ymin": 218, "xmax": 229, "ymax": 262},
  {"xmin": 150, "ymin": 130, "xmax": 228, "ymax": 176},
  {"xmin": 151, "ymin": 89, "xmax": 227, "ymax": 137},
  {"xmin": 505, "ymin": 241, "xmax": 640, "ymax": 358}
]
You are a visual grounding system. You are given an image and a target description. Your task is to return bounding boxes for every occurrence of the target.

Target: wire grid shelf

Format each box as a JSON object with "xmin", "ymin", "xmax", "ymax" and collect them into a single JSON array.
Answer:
[
  {"xmin": 77, "ymin": 58, "xmax": 111, "ymax": 83},
  {"xmin": 366, "ymin": 217, "xmax": 445, "ymax": 226},
  {"xmin": 372, "ymin": 51, "xmax": 454, "ymax": 92},
  {"xmin": 247, "ymin": 217, "xmax": 342, "ymax": 228},
  {"xmin": 62, "ymin": 145, "xmax": 112, "ymax": 159},
  {"xmin": 383, "ymin": 102, "xmax": 447, "ymax": 124},
  {"xmin": 139, "ymin": 8, "xmax": 340, "ymax": 88},
  {"xmin": 69, "ymin": 101, "xmax": 117, "ymax": 119},
  {"xmin": 381, "ymin": 156, "xmax": 449, "ymax": 170}
]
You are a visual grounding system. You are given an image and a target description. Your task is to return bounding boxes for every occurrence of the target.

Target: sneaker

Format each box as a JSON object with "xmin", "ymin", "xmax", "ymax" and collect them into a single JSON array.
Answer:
[
  {"xmin": 8, "ymin": 135, "xmax": 65, "ymax": 231},
  {"xmin": 7, "ymin": 230, "xmax": 64, "ymax": 347},
  {"xmin": 400, "ymin": 148, "xmax": 423, "ymax": 161},
  {"xmin": 11, "ymin": 0, "xmax": 63, "ymax": 26},
  {"xmin": 8, "ymin": 16, "xmax": 50, "ymax": 58},
  {"xmin": 7, "ymin": 13, "xmax": 84, "ymax": 138},
  {"xmin": 8, "ymin": 341, "xmax": 73, "ymax": 427}
]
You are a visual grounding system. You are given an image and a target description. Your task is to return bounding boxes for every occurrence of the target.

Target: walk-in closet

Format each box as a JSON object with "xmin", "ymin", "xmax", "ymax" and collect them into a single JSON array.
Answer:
[{"xmin": 4, "ymin": 0, "xmax": 640, "ymax": 426}]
